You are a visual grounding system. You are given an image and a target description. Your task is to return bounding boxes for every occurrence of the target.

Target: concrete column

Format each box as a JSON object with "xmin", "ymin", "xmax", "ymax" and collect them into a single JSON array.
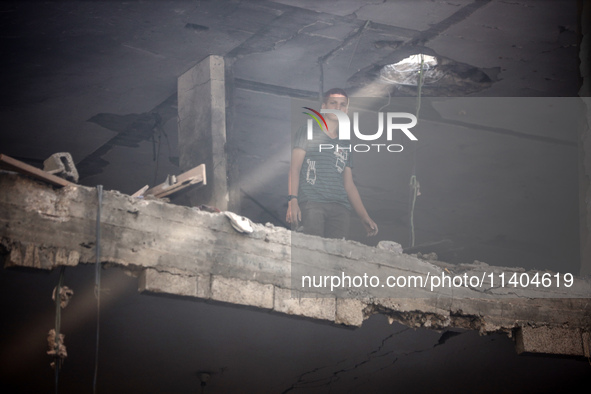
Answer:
[
  {"xmin": 178, "ymin": 55, "xmax": 228, "ymax": 210},
  {"xmin": 224, "ymin": 56, "xmax": 241, "ymax": 213}
]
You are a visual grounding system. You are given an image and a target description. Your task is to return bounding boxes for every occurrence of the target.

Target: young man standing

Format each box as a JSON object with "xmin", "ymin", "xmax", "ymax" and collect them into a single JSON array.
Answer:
[{"xmin": 286, "ymin": 88, "xmax": 378, "ymax": 239}]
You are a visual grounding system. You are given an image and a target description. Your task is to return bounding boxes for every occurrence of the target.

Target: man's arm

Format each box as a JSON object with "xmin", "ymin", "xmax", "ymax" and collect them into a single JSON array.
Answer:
[
  {"xmin": 286, "ymin": 148, "xmax": 306, "ymax": 227},
  {"xmin": 343, "ymin": 167, "xmax": 378, "ymax": 236}
]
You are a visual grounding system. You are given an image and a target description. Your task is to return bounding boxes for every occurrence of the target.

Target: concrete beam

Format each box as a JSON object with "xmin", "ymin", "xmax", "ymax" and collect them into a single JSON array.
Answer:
[
  {"xmin": 178, "ymin": 55, "xmax": 228, "ymax": 210},
  {"xmin": 515, "ymin": 326, "xmax": 591, "ymax": 358},
  {"xmin": 1, "ymin": 173, "xmax": 590, "ymax": 357}
]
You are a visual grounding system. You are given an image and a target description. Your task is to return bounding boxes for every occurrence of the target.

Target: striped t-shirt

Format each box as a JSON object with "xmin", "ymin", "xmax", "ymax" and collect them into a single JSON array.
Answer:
[{"xmin": 293, "ymin": 124, "xmax": 353, "ymax": 210}]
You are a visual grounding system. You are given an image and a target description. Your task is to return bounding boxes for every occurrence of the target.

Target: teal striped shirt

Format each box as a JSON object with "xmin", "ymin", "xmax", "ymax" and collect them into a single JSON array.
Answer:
[{"xmin": 293, "ymin": 124, "xmax": 353, "ymax": 210}]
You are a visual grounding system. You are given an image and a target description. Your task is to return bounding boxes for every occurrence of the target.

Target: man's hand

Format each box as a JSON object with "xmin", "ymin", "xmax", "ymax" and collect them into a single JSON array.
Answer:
[
  {"xmin": 362, "ymin": 216, "xmax": 378, "ymax": 237},
  {"xmin": 286, "ymin": 200, "xmax": 301, "ymax": 229}
]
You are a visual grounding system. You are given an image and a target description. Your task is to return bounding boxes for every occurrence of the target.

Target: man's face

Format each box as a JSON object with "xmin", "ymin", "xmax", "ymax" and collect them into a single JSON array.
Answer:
[{"xmin": 322, "ymin": 94, "xmax": 348, "ymax": 121}]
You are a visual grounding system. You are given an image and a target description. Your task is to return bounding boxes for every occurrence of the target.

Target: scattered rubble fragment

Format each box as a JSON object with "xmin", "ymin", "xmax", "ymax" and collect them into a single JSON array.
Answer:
[
  {"xmin": 377, "ymin": 240, "xmax": 403, "ymax": 254},
  {"xmin": 52, "ymin": 286, "xmax": 74, "ymax": 309},
  {"xmin": 47, "ymin": 329, "xmax": 67, "ymax": 369},
  {"xmin": 224, "ymin": 211, "xmax": 254, "ymax": 234},
  {"xmin": 43, "ymin": 152, "xmax": 79, "ymax": 183}
]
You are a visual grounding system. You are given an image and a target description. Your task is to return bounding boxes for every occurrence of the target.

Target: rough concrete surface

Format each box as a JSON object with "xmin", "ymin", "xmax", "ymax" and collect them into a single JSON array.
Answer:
[{"xmin": 1, "ymin": 173, "xmax": 589, "ymax": 357}]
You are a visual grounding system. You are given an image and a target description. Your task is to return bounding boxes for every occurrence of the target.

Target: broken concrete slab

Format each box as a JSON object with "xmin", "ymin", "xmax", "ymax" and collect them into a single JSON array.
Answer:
[
  {"xmin": 43, "ymin": 152, "xmax": 79, "ymax": 183},
  {"xmin": 1, "ymin": 172, "xmax": 590, "ymax": 357}
]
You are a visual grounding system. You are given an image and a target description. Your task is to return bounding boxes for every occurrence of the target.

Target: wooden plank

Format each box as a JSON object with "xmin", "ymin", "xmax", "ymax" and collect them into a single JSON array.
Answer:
[
  {"xmin": 131, "ymin": 185, "xmax": 149, "ymax": 198},
  {"xmin": 0, "ymin": 154, "xmax": 74, "ymax": 187},
  {"xmin": 145, "ymin": 164, "xmax": 206, "ymax": 198}
]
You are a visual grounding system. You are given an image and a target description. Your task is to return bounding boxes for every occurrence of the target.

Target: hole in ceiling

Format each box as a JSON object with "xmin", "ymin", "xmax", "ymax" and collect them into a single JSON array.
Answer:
[
  {"xmin": 348, "ymin": 47, "xmax": 500, "ymax": 97},
  {"xmin": 380, "ymin": 54, "xmax": 445, "ymax": 86}
]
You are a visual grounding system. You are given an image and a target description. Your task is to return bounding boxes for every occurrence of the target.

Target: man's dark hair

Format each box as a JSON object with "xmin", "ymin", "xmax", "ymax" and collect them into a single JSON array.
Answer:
[{"xmin": 323, "ymin": 88, "xmax": 349, "ymax": 103}]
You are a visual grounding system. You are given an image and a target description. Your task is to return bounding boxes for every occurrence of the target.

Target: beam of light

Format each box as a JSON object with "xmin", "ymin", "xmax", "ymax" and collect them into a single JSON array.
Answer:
[{"xmin": 1, "ymin": 266, "xmax": 134, "ymax": 379}]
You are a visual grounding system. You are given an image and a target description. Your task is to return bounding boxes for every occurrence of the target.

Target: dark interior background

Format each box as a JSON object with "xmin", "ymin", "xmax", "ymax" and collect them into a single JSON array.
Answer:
[{"xmin": 1, "ymin": 1, "xmax": 589, "ymax": 393}]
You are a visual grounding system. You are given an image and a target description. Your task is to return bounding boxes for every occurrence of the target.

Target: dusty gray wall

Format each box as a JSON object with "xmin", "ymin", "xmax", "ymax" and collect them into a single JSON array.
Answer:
[{"xmin": 579, "ymin": 0, "xmax": 591, "ymax": 276}]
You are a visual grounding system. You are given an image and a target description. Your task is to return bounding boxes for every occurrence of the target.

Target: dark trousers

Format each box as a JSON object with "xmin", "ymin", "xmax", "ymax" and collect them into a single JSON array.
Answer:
[{"xmin": 300, "ymin": 201, "xmax": 351, "ymax": 240}]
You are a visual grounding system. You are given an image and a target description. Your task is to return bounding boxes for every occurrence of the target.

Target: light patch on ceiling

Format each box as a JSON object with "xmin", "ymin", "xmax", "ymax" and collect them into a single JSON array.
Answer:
[{"xmin": 379, "ymin": 54, "xmax": 444, "ymax": 86}]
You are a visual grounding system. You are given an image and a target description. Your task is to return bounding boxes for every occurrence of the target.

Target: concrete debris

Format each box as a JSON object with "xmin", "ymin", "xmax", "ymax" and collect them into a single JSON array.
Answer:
[
  {"xmin": 43, "ymin": 152, "xmax": 79, "ymax": 183},
  {"xmin": 377, "ymin": 240, "xmax": 403, "ymax": 254},
  {"xmin": 52, "ymin": 285, "xmax": 74, "ymax": 308},
  {"xmin": 224, "ymin": 211, "xmax": 253, "ymax": 233},
  {"xmin": 46, "ymin": 329, "xmax": 67, "ymax": 368}
]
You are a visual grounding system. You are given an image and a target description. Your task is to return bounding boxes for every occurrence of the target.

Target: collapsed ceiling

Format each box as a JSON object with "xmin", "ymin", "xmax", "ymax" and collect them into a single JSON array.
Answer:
[{"xmin": 0, "ymin": 0, "xmax": 589, "ymax": 393}]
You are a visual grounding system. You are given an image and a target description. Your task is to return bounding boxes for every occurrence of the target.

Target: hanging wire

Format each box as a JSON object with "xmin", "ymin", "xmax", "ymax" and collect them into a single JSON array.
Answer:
[
  {"xmin": 416, "ymin": 55, "xmax": 425, "ymax": 119},
  {"xmin": 347, "ymin": 20, "xmax": 370, "ymax": 70},
  {"xmin": 409, "ymin": 175, "xmax": 419, "ymax": 247},
  {"xmin": 53, "ymin": 266, "xmax": 66, "ymax": 394},
  {"xmin": 153, "ymin": 130, "xmax": 162, "ymax": 185},
  {"xmin": 152, "ymin": 115, "xmax": 174, "ymax": 185},
  {"xmin": 408, "ymin": 55, "xmax": 425, "ymax": 247},
  {"xmin": 93, "ymin": 185, "xmax": 103, "ymax": 394}
]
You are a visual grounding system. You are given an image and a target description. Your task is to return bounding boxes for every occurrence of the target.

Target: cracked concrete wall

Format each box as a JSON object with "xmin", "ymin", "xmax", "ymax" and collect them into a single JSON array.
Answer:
[{"xmin": 0, "ymin": 173, "xmax": 590, "ymax": 356}]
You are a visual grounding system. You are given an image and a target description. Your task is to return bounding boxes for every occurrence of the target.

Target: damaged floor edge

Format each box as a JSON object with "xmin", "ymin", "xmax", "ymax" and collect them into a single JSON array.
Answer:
[{"xmin": 0, "ymin": 172, "xmax": 590, "ymax": 358}]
